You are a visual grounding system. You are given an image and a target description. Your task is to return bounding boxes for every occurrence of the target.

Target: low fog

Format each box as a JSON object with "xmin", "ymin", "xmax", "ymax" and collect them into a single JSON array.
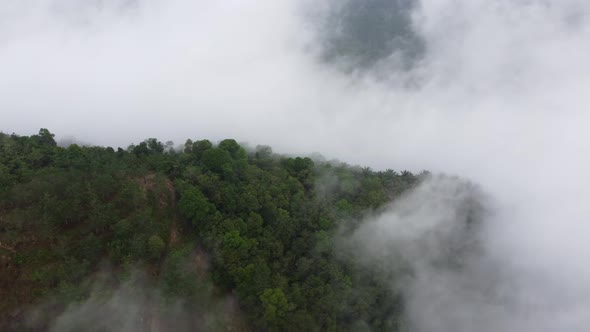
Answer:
[
  {"xmin": 2, "ymin": 0, "xmax": 590, "ymax": 331},
  {"xmin": 26, "ymin": 269, "xmax": 243, "ymax": 332}
]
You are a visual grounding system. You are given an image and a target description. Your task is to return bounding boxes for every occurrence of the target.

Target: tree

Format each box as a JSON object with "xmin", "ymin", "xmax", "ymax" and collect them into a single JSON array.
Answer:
[
  {"xmin": 184, "ymin": 139, "xmax": 194, "ymax": 154},
  {"xmin": 36, "ymin": 128, "xmax": 56, "ymax": 147},
  {"xmin": 132, "ymin": 142, "xmax": 150, "ymax": 156},
  {"xmin": 192, "ymin": 139, "xmax": 213, "ymax": 159},
  {"xmin": 260, "ymin": 288, "xmax": 290, "ymax": 328},
  {"xmin": 146, "ymin": 138, "xmax": 164, "ymax": 154},
  {"xmin": 201, "ymin": 148, "xmax": 232, "ymax": 174},
  {"xmin": 0, "ymin": 164, "xmax": 12, "ymax": 190},
  {"xmin": 255, "ymin": 145, "xmax": 272, "ymax": 159},
  {"xmin": 219, "ymin": 139, "xmax": 246, "ymax": 160},
  {"xmin": 147, "ymin": 235, "xmax": 165, "ymax": 260},
  {"xmin": 178, "ymin": 187, "xmax": 216, "ymax": 225}
]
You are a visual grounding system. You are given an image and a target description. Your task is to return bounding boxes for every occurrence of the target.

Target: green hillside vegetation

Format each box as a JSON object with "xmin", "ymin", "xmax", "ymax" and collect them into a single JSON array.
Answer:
[{"xmin": 0, "ymin": 129, "xmax": 421, "ymax": 331}]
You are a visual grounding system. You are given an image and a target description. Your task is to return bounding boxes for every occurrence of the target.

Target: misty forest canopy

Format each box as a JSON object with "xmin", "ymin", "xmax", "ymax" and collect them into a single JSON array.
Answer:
[{"xmin": 0, "ymin": 129, "xmax": 476, "ymax": 331}]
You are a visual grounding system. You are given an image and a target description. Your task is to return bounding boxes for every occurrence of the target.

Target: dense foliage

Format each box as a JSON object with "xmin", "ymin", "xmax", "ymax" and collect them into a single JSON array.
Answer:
[{"xmin": 0, "ymin": 129, "xmax": 421, "ymax": 331}]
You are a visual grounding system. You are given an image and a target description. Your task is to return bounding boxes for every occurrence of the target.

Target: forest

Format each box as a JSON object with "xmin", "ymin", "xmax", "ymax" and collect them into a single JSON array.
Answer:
[{"xmin": 0, "ymin": 129, "xmax": 426, "ymax": 331}]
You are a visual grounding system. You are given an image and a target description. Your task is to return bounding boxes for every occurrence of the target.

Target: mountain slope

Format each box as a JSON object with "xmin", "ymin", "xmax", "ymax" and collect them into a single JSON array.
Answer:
[{"xmin": 0, "ymin": 129, "xmax": 427, "ymax": 331}]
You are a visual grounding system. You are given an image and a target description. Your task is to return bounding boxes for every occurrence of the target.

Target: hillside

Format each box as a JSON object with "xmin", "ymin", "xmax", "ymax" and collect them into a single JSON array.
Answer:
[{"xmin": 0, "ymin": 129, "xmax": 431, "ymax": 331}]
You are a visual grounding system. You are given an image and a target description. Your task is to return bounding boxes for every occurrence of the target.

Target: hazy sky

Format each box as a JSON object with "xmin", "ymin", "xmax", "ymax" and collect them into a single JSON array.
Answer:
[{"xmin": 2, "ymin": 1, "xmax": 590, "ymax": 331}]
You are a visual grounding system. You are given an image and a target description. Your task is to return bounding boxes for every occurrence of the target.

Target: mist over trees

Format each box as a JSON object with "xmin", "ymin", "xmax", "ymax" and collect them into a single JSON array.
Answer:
[
  {"xmin": 1, "ymin": 0, "xmax": 590, "ymax": 331},
  {"xmin": 0, "ymin": 129, "xmax": 483, "ymax": 331}
]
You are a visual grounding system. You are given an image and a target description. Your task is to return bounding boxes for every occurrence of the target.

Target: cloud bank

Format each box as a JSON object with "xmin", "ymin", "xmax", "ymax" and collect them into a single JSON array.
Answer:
[{"xmin": 2, "ymin": 0, "xmax": 590, "ymax": 331}]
